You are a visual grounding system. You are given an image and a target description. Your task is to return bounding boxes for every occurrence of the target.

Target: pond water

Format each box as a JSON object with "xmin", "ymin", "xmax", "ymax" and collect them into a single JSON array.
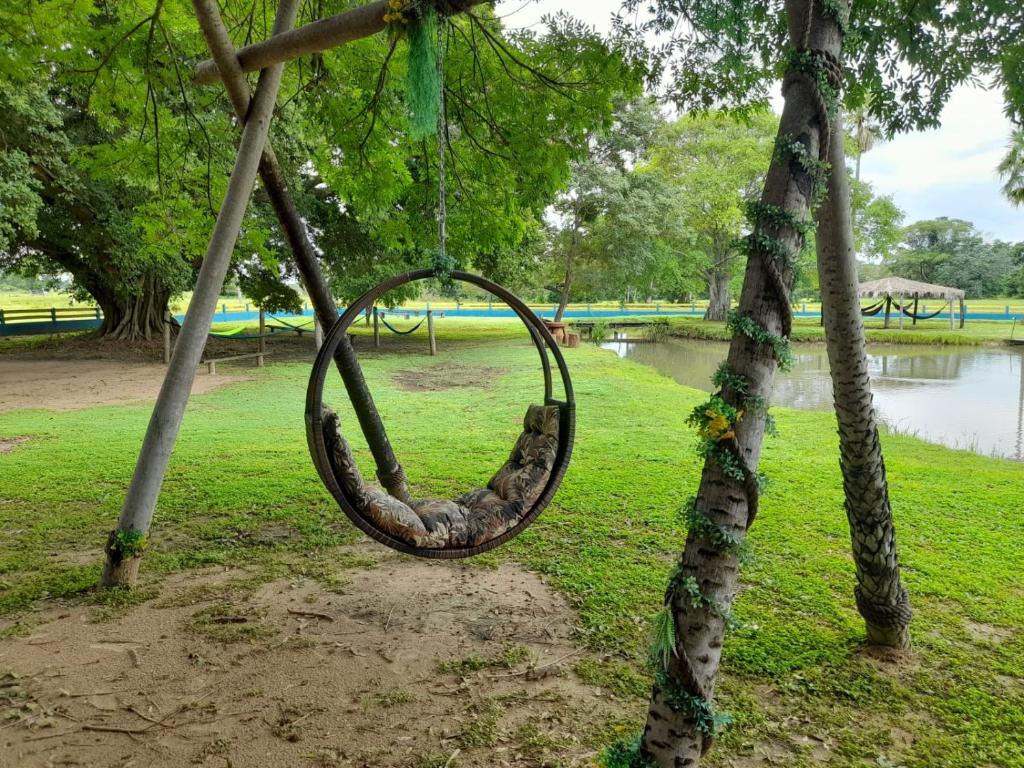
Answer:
[{"xmin": 603, "ymin": 337, "xmax": 1024, "ymax": 461}]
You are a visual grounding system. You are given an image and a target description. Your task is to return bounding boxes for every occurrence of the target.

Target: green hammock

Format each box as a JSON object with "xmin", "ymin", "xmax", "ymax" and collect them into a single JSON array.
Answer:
[{"xmin": 209, "ymin": 325, "xmax": 248, "ymax": 338}]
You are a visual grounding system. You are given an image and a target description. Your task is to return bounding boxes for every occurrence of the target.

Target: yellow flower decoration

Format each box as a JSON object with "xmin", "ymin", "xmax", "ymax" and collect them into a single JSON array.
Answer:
[
  {"xmin": 383, "ymin": 0, "xmax": 411, "ymax": 24},
  {"xmin": 699, "ymin": 407, "xmax": 742, "ymax": 442}
]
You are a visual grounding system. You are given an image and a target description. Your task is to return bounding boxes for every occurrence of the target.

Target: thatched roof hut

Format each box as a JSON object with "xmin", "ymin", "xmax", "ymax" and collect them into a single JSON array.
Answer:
[
  {"xmin": 857, "ymin": 277, "xmax": 965, "ymax": 328},
  {"xmin": 858, "ymin": 277, "xmax": 965, "ymax": 300}
]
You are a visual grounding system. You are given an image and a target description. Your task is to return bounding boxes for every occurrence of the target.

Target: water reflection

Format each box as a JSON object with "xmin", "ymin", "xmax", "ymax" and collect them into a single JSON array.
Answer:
[{"xmin": 603, "ymin": 338, "xmax": 1024, "ymax": 461}]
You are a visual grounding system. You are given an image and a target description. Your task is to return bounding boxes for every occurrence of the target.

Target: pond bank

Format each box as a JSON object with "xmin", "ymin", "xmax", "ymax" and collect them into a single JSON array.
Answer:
[{"xmin": 571, "ymin": 315, "xmax": 1021, "ymax": 346}]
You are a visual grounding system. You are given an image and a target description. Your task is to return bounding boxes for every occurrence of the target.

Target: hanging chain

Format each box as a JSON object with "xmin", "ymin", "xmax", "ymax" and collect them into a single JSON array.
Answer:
[{"xmin": 435, "ymin": 10, "xmax": 450, "ymax": 278}]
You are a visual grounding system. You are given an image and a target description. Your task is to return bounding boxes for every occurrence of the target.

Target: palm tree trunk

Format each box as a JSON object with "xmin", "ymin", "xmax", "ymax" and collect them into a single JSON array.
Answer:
[
  {"xmin": 815, "ymin": 111, "xmax": 912, "ymax": 648},
  {"xmin": 640, "ymin": 1, "xmax": 843, "ymax": 763}
]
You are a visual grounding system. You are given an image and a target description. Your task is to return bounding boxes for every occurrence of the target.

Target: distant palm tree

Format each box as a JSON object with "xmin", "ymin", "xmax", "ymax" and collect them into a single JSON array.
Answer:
[
  {"xmin": 849, "ymin": 102, "xmax": 881, "ymax": 182},
  {"xmin": 999, "ymin": 129, "xmax": 1024, "ymax": 207}
]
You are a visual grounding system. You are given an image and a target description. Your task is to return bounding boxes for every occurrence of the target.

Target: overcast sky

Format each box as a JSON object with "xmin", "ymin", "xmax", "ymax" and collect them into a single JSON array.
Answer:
[{"xmin": 499, "ymin": 0, "xmax": 1023, "ymax": 243}]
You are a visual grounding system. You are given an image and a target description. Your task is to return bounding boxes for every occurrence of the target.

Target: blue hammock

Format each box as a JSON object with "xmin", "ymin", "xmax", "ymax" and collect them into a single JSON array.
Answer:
[{"xmin": 380, "ymin": 314, "xmax": 427, "ymax": 335}]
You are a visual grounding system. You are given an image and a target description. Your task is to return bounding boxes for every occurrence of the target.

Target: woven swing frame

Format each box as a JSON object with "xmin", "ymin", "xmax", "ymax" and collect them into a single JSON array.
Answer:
[{"xmin": 305, "ymin": 268, "xmax": 576, "ymax": 559}]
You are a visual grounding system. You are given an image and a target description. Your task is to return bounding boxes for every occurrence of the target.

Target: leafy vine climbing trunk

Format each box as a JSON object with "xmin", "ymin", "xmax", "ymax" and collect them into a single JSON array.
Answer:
[
  {"xmin": 816, "ymin": 111, "xmax": 911, "ymax": 648},
  {"xmin": 640, "ymin": 1, "xmax": 844, "ymax": 764}
]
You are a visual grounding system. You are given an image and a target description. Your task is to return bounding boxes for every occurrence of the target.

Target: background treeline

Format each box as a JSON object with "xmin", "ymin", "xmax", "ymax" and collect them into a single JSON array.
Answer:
[{"xmin": 2, "ymin": 2, "xmax": 1023, "ymax": 339}]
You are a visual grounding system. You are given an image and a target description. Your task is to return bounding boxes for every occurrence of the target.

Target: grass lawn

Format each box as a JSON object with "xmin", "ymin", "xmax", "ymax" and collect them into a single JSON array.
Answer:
[{"xmin": 0, "ymin": 327, "xmax": 1022, "ymax": 767}]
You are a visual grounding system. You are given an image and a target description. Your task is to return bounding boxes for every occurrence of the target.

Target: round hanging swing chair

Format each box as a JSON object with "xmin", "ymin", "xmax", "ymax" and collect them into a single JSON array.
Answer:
[{"xmin": 305, "ymin": 268, "xmax": 575, "ymax": 559}]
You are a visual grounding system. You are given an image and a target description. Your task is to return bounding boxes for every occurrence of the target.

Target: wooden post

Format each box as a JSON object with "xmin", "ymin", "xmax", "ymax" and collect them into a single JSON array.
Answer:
[
  {"xmin": 912, "ymin": 293, "xmax": 919, "ymax": 326},
  {"xmin": 427, "ymin": 310, "xmax": 436, "ymax": 356},
  {"xmin": 373, "ymin": 306, "xmax": 380, "ymax": 348},
  {"xmin": 163, "ymin": 310, "xmax": 172, "ymax": 365},
  {"xmin": 898, "ymin": 294, "xmax": 904, "ymax": 330},
  {"xmin": 314, "ymin": 314, "xmax": 323, "ymax": 350},
  {"xmin": 883, "ymin": 295, "xmax": 892, "ymax": 329},
  {"xmin": 959, "ymin": 298, "xmax": 965, "ymax": 329},
  {"xmin": 258, "ymin": 307, "xmax": 266, "ymax": 367},
  {"xmin": 100, "ymin": 0, "xmax": 297, "ymax": 589}
]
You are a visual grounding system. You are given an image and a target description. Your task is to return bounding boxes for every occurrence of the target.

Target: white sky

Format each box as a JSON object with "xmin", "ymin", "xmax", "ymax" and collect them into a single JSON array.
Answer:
[{"xmin": 499, "ymin": 0, "xmax": 1023, "ymax": 243}]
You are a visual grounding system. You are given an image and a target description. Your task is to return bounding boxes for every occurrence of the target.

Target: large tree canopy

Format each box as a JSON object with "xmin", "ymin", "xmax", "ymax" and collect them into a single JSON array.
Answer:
[
  {"xmin": 886, "ymin": 217, "xmax": 1021, "ymax": 297},
  {"xmin": 0, "ymin": 1, "xmax": 640, "ymax": 335},
  {"xmin": 619, "ymin": 0, "xmax": 1024, "ymax": 131},
  {"xmin": 646, "ymin": 109, "xmax": 777, "ymax": 319}
]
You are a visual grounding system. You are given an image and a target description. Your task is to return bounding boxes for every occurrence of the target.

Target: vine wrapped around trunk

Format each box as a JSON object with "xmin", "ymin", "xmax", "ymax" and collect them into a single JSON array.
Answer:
[{"xmin": 639, "ymin": 1, "xmax": 845, "ymax": 764}]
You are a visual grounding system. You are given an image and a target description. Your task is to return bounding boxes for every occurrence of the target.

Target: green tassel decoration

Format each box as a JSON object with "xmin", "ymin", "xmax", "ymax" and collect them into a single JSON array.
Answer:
[{"xmin": 406, "ymin": 6, "xmax": 440, "ymax": 140}]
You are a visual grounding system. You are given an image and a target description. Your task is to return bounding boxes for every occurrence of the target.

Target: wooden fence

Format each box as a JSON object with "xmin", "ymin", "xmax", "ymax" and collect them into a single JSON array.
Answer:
[{"xmin": 0, "ymin": 306, "xmax": 103, "ymax": 336}]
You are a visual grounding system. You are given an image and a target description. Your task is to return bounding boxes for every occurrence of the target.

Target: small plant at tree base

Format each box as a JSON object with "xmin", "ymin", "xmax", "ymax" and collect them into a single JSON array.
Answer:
[
  {"xmin": 106, "ymin": 528, "xmax": 149, "ymax": 563},
  {"xmin": 600, "ymin": 737, "xmax": 657, "ymax": 768}
]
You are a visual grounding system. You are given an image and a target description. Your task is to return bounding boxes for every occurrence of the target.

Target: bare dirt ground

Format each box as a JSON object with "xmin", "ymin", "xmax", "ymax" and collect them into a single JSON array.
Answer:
[
  {"xmin": 0, "ymin": 330, "xmax": 465, "ymax": 410},
  {"xmin": 0, "ymin": 360, "xmax": 245, "ymax": 411},
  {"xmin": 0, "ymin": 550, "xmax": 630, "ymax": 768},
  {"xmin": 393, "ymin": 365, "xmax": 510, "ymax": 392}
]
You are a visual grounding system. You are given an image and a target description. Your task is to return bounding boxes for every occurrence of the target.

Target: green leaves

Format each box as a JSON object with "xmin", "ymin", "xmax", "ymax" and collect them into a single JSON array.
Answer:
[
  {"xmin": 998, "ymin": 129, "xmax": 1024, "ymax": 208},
  {"xmin": 648, "ymin": 606, "xmax": 678, "ymax": 671},
  {"xmin": 888, "ymin": 217, "xmax": 1021, "ymax": 298},
  {"xmin": 622, "ymin": 0, "xmax": 1024, "ymax": 135},
  {"xmin": 645, "ymin": 109, "xmax": 778, "ymax": 297}
]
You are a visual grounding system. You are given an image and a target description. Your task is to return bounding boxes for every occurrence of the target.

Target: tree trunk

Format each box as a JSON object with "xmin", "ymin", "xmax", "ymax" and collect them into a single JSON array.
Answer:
[
  {"xmin": 703, "ymin": 267, "xmax": 731, "ymax": 321},
  {"xmin": 95, "ymin": 273, "xmax": 172, "ymax": 340},
  {"xmin": 554, "ymin": 233, "xmax": 576, "ymax": 323},
  {"xmin": 816, "ymin": 111, "xmax": 912, "ymax": 649},
  {"xmin": 641, "ymin": 1, "xmax": 842, "ymax": 764}
]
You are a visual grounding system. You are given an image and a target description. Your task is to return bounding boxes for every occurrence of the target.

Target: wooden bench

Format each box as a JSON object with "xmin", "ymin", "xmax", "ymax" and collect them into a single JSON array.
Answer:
[
  {"xmin": 201, "ymin": 352, "xmax": 266, "ymax": 375},
  {"xmin": 573, "ymin": 320, "xmax": 650, "ymax": 340}
]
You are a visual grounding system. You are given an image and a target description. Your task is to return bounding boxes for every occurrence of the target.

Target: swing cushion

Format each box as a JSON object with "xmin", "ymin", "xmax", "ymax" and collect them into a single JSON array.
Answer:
[{"xmin": 320, "ymin": 404, "xmax": 560, "ymax": 549}]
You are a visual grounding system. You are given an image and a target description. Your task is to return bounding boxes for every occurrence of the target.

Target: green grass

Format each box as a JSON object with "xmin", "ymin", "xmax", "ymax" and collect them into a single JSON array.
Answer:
[{"xmin": 0, "ymin": 332, "xmax": 1022, "ymax": 766}]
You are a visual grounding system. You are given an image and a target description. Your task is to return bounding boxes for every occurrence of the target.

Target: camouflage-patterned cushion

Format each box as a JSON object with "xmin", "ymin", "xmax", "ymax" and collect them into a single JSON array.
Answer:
[
  {"xmin": 321, "ymin": 404, "xmax": 559, "ymax": 549},
  {"xmin": 455, "ymin": 489, "xmax": 526, "ymax": 547},
  {"xmin": 322, "ymin": 407, "xmax": 430, "ymax": 545},
  {"xmin": 488, "ymin": 405, "xmax": 560, "ymax": 505},
  {"xmin": 411, "ymin": 499, "xmax": 470, "ymax": 547}
]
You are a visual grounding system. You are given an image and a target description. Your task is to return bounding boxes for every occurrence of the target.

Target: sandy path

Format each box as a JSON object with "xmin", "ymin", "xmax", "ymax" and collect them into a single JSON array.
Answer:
[{"xmin": 0, "ymin": 360, "xmax": 245, "ymax": 411}]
